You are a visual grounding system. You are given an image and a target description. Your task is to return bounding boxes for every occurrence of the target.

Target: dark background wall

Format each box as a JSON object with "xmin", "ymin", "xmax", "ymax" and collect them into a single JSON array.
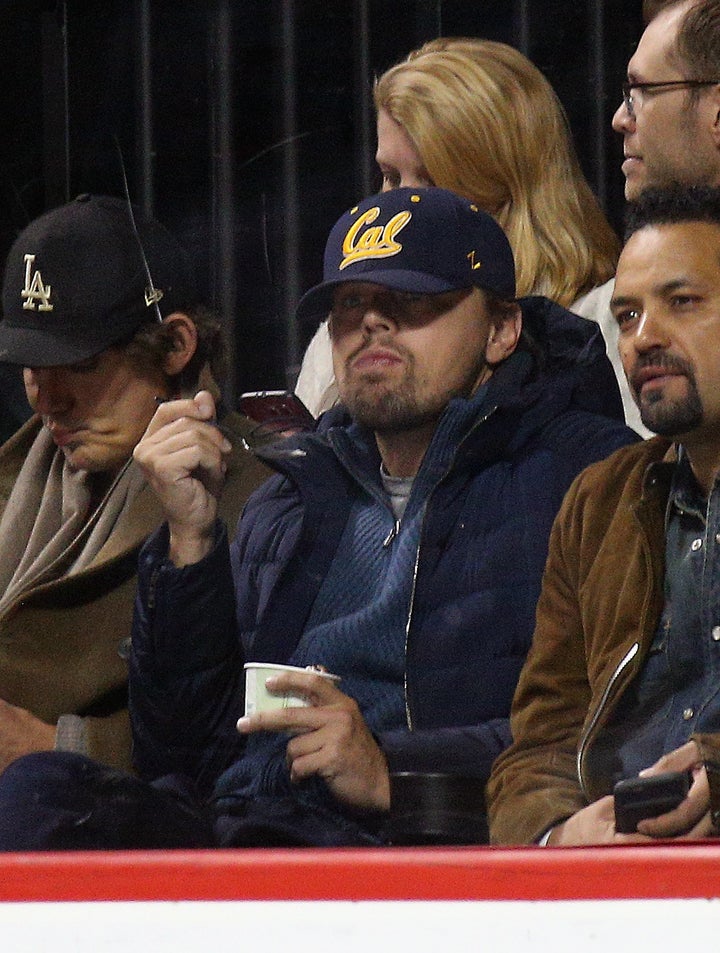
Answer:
[{"xmin": 1, "ymin": 0, "xmax": 643, "ymax": 409}]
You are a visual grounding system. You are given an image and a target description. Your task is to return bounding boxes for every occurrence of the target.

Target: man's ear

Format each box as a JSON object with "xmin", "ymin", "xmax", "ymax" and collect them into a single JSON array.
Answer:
[
  {"xmin": 160, "ymin": 312, "xmax": 198, "ymax": 375},
  {"xmin": 484, "ymin": 303, "xmax": 522, "ymax": 366},
  {"xmin": 707, "ymin": 84, "xmax": 720, "ymax": 147}
]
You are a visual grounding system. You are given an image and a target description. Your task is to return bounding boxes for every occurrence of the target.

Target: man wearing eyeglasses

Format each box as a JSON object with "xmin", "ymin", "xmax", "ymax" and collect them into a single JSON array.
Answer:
[{"xmin": 613, "ymin": 0, "xmax": 720, "ymax": 201}]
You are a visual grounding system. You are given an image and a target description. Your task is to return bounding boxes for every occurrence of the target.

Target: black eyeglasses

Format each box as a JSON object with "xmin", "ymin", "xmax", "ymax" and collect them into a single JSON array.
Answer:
[{"xmin": 622, "ymin": 80, "xmax": 720, "ymax": 119}]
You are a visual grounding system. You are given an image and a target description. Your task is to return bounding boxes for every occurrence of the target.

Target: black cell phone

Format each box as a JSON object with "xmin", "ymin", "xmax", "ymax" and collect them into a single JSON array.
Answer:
[
  {"xmin": 238, "ymin": 390, "xmax": 315, "ymax": 435},
  {"xmin": 613, "ymin": 769, "xmax": 693, "ymax": 833}
]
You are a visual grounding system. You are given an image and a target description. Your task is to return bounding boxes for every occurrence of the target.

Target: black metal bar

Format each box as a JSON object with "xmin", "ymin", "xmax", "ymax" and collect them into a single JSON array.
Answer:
[
  {"xmin": 210, "ymin": 0, "xmax": 238, "ymax": 406},
  {"xmin": 517, "ymin": 0, "xmax": 531, "ymax": 56},
  {"xmin": 281, "ymin": 0, "xmax": 301, "ymax": 386},
  {"xmin": 353, "ymin": 0, "xmax": 373, "ymax": 198},
  {"xmin": 136, "ymin": 0, "xmax": 154, "ymax": 217},
  {"xmin": 589, "ymin": 0, "xmax": 608, "ymax": 206},
  {"xmin": 40, "ymin": 2, "xmax": 70, "ymax": 206}
]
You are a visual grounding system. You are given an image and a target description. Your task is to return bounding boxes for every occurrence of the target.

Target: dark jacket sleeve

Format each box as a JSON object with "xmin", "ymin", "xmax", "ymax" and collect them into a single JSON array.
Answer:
[
  {"xmin": 486, "ymin": 487, "xmax": 591, "ymax": 845},
  {"xmin": 129, "ymin": 522, "xmax": 245, "ymax": 793}
]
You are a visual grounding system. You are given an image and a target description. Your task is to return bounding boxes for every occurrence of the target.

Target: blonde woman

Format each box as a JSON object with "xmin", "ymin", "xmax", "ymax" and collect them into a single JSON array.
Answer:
[{"xmin": 296, "ymin": 37, "xmax": 647, "ymax": 435}]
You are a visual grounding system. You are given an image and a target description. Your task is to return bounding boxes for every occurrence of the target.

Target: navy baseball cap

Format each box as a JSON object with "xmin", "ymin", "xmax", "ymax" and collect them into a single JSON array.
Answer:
[
  {"xmin": 296, "ymin": 186, "xmax": 516, "ymax": 323},
  {"xmin": 0, "ymin": 194, "xmax": 198, "ymax": 366}
]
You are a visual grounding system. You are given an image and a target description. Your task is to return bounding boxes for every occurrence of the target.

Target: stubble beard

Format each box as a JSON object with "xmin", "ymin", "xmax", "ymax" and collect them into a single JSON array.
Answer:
[
  {"xmin": 639, "ymin": 386, "xmax": 703, "ymax": 436},
  {"xmin": 339, "ymin": 349, "xmax": 488, "ymax": 435},
  {"xmin": 632, "ymin": 353, "xmax": 703, "ymax": 436}
]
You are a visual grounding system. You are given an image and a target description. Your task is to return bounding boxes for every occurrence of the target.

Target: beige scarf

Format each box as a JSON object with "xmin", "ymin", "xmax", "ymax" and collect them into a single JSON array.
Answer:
[{"xmin": 0, "ymin": 427, "xmax": 146, "ymax": 615}]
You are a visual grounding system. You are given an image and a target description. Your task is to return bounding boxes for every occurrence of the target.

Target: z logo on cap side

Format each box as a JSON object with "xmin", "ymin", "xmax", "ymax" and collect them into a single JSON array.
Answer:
[
  {"xmin": 21, "ymin": 255, "xmax": 53, "ymax": 312},
  {"xmin": 340, "ymin": 207, "xmax": 412, "ymax": 271}
]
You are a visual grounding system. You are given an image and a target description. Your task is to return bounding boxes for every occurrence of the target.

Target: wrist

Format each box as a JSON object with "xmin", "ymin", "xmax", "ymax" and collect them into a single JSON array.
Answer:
[
  {"xmin": 546, "ymin": 818, "xmax": 572, "ymax": 846},
  {"xmin": 168, "ymin": 522, "xmax": 215, "ymax": 567},
  {"xmin": 537, "ymin": 826, "xmax": 556, "ymax": 846}
]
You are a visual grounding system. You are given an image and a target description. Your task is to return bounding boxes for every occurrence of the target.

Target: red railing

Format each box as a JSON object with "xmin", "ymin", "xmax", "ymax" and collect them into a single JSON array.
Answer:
[{"xmin": 1, "ymin": 843, "xmax": 719, "ymax": 903}]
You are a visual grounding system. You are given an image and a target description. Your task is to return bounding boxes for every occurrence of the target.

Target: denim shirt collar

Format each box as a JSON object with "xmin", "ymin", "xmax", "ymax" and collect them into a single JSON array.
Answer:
[{"xmin": 666, "ymin": 446, "xmax": 707, "ymax": 527}]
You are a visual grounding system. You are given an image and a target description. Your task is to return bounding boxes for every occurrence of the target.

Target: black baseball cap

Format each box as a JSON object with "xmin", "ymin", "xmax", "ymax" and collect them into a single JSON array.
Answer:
[
  {"xmin": 296, "ymin": 186, "xmax": 516, "ymax": 323},
  {"xmin": 0, "ymin": 194, "xmax": 198, "ymax": 366}
]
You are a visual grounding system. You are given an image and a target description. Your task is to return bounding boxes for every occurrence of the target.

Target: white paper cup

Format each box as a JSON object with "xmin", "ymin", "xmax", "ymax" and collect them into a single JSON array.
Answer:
[{"xmin": 243, "ymin": 662, "xmax": 341, "ymax": 716}]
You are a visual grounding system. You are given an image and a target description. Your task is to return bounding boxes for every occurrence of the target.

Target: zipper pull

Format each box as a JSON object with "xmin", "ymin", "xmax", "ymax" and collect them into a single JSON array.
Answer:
[{"xmin": 382, "ymin": 520, "xmax": 401, "ymax": 548}]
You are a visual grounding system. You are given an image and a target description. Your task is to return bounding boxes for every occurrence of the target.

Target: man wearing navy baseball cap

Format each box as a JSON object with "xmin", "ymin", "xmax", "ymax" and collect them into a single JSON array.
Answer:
[
  {"xmin": 0, "ymin": 188, "xmax": 636, "ymax": 850},
  {"xmin": 0, "ymin": 195, "xmax": 266, "ymax": 783}
]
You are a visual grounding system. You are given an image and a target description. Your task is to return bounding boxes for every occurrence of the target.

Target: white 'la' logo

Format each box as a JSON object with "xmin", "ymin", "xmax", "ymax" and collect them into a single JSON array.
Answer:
[{"xmin": 21, "ymin": 254, "xmax": 53, "ymax": 311}]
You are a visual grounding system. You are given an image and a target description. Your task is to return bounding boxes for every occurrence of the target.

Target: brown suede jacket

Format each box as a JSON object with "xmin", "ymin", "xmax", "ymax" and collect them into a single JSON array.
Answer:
[
  {"xmin": 0, "ymin": 413, "xmax": 268, "ymax": 772},
  {"xmin": 487, "ymin": 436, "xmax": 720, "ymax": 844}
]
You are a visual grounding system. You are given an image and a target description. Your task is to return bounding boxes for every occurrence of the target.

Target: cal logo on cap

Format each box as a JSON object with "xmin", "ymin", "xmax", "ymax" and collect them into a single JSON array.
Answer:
[
  {"xmin": 340, "ymin": 206, "xmax": 412, "ymax": 271},
  {"xmin": 21, "ymin": 254, "xmax": 53, "ymax": 312}
]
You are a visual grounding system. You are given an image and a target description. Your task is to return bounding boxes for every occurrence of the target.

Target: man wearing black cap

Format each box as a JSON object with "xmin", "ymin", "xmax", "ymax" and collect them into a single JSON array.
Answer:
[
  {"xmin": 0, "ymin": 187, "xmax": 636, "ymax": 849},
  {"xmin": 0, "ymin": 194, "xmax": 266, "ymax": 776}
]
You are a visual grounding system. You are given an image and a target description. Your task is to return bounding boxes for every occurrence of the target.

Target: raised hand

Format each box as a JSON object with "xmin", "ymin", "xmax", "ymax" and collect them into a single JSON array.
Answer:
[{"xmin": 133, "ymin": 390, "xmax": 232, "ymax": 566}]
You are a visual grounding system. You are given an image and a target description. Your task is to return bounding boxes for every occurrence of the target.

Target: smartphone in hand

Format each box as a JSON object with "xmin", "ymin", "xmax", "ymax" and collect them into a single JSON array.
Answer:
[
  {"xmin": 238, "ymin": 390, "xmax": 315, "ymax": 439},
  {"xmin": 614, "ymin": 769, "xmax": 693, "ymax": 833}
]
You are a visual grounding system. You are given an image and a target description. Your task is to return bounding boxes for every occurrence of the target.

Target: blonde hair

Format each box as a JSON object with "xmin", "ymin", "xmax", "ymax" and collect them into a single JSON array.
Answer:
[{"xmin": 374, "ymin": 38, "xmax": 619, "ymax": 306}]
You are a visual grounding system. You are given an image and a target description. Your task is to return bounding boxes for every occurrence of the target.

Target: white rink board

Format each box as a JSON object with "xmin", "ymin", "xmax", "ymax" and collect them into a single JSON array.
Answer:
[{"xmin": 2, "ymin": 899, "xmax": 720, "ymax": 952}]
